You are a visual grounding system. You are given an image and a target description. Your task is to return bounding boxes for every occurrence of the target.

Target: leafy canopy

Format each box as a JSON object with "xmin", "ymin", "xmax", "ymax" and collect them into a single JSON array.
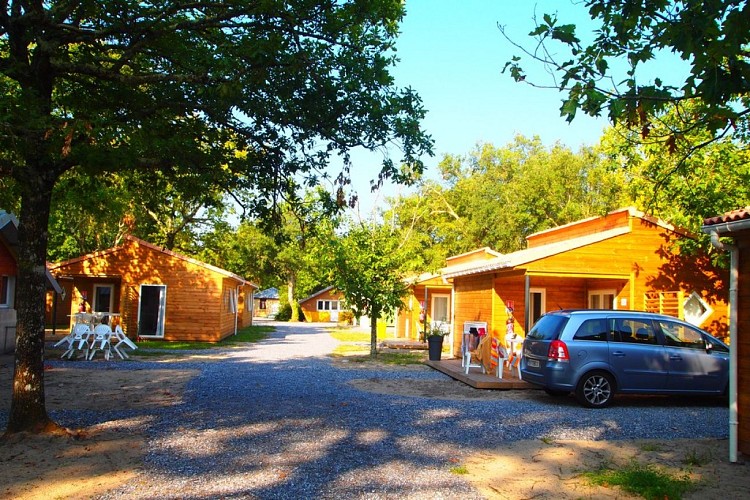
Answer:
[{"xmin": 501, "ymin": 1, "xmax": 750, "ymax": 149}]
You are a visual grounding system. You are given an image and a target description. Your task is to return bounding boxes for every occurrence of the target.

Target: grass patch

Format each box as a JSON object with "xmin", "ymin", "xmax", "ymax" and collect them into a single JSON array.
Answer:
[
  {"xmin": 329, "ymin": 328, "xmax": 387, "ymax": 343},
  {"xmin": 332, "ymin": 351, "xmax": 426, "ymax": 365},
  {"xmin": 134, "ymin": 325, "xmax": 273, "ymax": 351},
  {"xmin": 682, "ymin": 448, "xmax": 712, "ymax": 467},
  {"xmin": 450, "ymin": 465, "xmax": 468, "ymax": 475},
  {"xmin": 640, "ymin": 443, "xmax": 663, "ymax": 452},
  {"xmin": 584, "ymin": 461, "xmax": 694, "ymax": 500},
  {"xmin": 333, "ymin": 344, "xmax": 371, "ymax": 355}
]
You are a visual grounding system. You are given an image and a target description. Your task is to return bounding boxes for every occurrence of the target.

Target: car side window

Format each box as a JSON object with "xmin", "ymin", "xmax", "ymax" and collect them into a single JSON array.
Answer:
[
  {"xmin": 612, "ymin": 318, "xmax": 657, "ymax": 344},
  {"xmin": 659, "ymin": 321, "xmax": 705, "ymax": 350},
  {"xmin": 573, "ymin": 318, "xmax": 608, "ymax": 341}
]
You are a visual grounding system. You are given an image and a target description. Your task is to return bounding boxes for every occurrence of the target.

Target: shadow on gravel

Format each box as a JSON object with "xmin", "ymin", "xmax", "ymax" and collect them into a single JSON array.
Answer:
[{"xmin": 0, "ymin": 334, "xmax": 732, "ymax": 499}]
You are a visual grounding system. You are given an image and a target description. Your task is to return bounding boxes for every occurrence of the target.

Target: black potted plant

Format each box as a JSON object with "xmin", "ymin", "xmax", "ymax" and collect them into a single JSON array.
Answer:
[{"xmin": 425, "ymin": 321, "xmax": 449, "ymax": 361}]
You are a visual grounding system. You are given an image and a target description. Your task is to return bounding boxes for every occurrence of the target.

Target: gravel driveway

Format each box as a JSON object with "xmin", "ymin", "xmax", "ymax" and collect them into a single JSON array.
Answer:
[{"xmin": 39, "ymin": 322, "xmax": 730, "ymax": 499}]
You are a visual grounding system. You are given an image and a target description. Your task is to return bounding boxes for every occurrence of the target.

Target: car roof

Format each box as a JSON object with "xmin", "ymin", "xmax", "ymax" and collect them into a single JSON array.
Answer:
[{"xmin": 546, "ymin": 309, "xmax": 677, "ymax": 320}]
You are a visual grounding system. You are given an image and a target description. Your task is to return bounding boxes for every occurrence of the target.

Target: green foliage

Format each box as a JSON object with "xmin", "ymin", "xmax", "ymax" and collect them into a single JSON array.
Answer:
[
  {"xmin": 502, "ymin": 1, "xmax": 750, "ymax": 151},
  {"xmin": 584, "ymin": 462, "xmax": 694, "ymax": 500},
  {"xmin": 597, "ymin": 102, "xmax": 750, "ymax": 258},
  {"xmin": 274, "ymin": 302, "xmax": 306, "ymax": 322},
  {"xmin": 385, "ymin": 136, "xmax": 629, "ymax": 267},
  {"xmin": 321, "ymin": 219, "xmax": 411, "ymax": 356},
  {"xmin": 3, "ymin": 0, "xmax": 432, "ymax": 432}
]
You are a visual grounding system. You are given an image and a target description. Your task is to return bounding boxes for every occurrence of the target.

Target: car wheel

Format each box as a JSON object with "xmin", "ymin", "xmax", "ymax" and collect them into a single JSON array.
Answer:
[
  {"xmin": 575, "ymin": 371, "xmax": 615, "ymax": 408},
  {"xmin": 543, "ymin": 388, "xmax": 569, "ymax": 397}
]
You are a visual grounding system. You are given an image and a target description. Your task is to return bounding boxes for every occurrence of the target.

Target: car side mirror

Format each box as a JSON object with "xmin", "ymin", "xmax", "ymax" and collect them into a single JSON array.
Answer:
[{"xmin": 705, "ymin": 342, "xmax": 714, "ymax": 354}]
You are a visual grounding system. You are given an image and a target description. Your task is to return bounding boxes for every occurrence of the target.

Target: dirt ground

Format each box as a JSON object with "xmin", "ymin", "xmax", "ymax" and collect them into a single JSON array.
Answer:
[{"xmin": 1, "ymin": 354, "xmax": 748, "ymax": 499}]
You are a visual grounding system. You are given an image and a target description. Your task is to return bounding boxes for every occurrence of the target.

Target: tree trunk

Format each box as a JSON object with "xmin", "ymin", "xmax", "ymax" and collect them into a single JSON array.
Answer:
[
  {"xmin": 5, "ymin": 179, "xmax": 61, "ymax": 434},
  {"xmin": 287, "ymin": 274, "xmax": 299, "ymax": 322},
  {"xmin": 370, "ymin": 308, "xmax": 379, "ymax": 358}
]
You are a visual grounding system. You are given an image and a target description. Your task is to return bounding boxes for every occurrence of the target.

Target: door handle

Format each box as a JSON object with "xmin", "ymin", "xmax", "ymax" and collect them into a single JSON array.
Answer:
[
  {"xmin": 669, "ymin": 355, "xmax": 682, "ymax": 361},
  {"xmin": 612, "ymin": 351, "xmax": 626, "ymax": 357}
]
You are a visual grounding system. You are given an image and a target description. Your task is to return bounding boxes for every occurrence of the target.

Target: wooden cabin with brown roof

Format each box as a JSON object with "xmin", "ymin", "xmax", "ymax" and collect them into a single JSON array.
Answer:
[
  {"xmin": 702, "ymin": 207, "xmax": 750, "ymax": 461},
  {"xmin": 299, "ymin": 286, "xmax": 346, "ymax": 322},
  {"xmin": 46, "ymin": 235, "xmax": 257, "ymax": 342},
  {"xmin": 442, "ymin": 207, "xmax": 729, "ymax": 358}
]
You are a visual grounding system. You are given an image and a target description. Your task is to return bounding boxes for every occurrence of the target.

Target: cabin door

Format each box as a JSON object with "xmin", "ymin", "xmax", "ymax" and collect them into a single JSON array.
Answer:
[{"xmin": 138, "ymin": 284, "xmax": 166, "ymax": 337}]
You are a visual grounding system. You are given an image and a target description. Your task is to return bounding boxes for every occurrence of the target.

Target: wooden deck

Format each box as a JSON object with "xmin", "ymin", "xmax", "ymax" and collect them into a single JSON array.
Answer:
[{"xmin": 425, "ymin": 358, "xmax": 535, "ymax": 390}]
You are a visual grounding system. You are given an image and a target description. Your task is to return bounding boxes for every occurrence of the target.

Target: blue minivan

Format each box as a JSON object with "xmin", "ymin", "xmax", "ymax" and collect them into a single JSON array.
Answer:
[{"xmin": 520, "ymin": 310, "xmax": 729, "ymax": 408}]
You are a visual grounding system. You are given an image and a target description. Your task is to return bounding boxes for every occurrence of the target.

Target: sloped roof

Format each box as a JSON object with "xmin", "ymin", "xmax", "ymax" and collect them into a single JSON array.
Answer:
[
  {"xmin": 703, "ymin": 207, "xmax": 750, "ymax": 226},
  {"xmin": 255, "ymin": 287, "xmax": 280, "ymax": 299},
  {"xmin": 0, "ymin": 210, "xmax": 64, "ymax": 296},
  {"xmin": 51, "ymin": 234, "xmax": 257, "ymax": 288},
  {"xmin": 442, "ymin": 226, "xmax": 630, "ymax": 279},
  {"xmin": 299, "ymin": 286, "xmax": 339, "ymax": 304}
]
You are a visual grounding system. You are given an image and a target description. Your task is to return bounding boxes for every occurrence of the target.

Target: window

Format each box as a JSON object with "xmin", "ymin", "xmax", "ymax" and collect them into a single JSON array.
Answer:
[
  {"xmin": 317, "ymin": 300, "xmax": 339, "ymax": 311},
  {"xmin": 0, "ymin": 275, "xmax": 12, "ymax": 307},
  {"xmin": 259, "ymin": 299, "xmax": 267, "ymax": 310},
  {"xmin": 93, "ymin": 284, "xmax": 113, "ymax": 314},
  {"xmin": 529, "ymin": 288, "xmax": 546, "ymax": 326},
  {"xmin": 229, "ymin": 289, "xmax": 237, "ymax": 313},
  {"xmin": 573, "ymin": 319, "xmax": 608, "ymax": 341},
  {"xmin": 432, "ymin": 294, "xmax": 450, "ymax": 323},
  {"xmin": 683, "ymin": 291, "xmax": 713, "ymax": 327},
  {"xmin": 526, "ymin": 314, "xmax": 568, "ymax": 341},
  {"xmin": 589, "ymin": 290, "xmax": 616, "ymax": 310},
  {"xmin": 613, "ymin": 318, "xmax": 657, "ymax": 344},
  {"xmin": 659, "ymin": 320, "xmax": 706, "ymax": 350}
]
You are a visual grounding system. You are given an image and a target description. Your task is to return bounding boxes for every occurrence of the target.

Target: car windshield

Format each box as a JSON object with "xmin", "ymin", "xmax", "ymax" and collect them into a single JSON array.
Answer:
[{"xmin": 526, "ymin": 314, "xmax": 568, "ymax": 341}]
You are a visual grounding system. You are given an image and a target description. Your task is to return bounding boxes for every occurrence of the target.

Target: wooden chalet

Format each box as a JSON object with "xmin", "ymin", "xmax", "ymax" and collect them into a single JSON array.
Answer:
[
  {"xmin": 253, "ymin": 287, "xmax": 280, "ymax": 318},
  {"xmin": 702, "ymin": 207, "xmax": 750, "ymax": 461},
  {"xmin": 441, "ymin": 207, "xmax": 728, "ymax": 358},
  {"xmin": 395, "ymin": 272, "xmax": 456, "ymax": 341},
  {"xmin": 299, "ymin": 286, "xmax": 345, "ymax": 322},
  {"xmin": 46, "ymin": 235, "xmax": 257, "ymax": 342}
]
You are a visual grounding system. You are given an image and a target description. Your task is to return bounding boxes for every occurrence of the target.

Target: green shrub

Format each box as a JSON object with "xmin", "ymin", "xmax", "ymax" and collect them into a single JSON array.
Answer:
[
  {"xmin": 275, "ymin": 302, "xmax": 306, "ymax": 322},
  {"xmin": 338, "ymin": 310, "xmax": 355, "ymax": 325}
]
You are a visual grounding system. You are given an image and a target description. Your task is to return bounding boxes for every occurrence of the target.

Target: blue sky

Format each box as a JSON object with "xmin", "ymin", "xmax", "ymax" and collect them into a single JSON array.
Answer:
[{"xmin": 346, "ymin": 1, "xmax": 611, "ymax": 214}]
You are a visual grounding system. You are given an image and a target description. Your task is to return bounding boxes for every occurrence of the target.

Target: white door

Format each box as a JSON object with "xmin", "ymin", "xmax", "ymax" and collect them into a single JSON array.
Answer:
[{"xmin": 330, "ymin": 300, "xmax": 339, "ymax": 322}]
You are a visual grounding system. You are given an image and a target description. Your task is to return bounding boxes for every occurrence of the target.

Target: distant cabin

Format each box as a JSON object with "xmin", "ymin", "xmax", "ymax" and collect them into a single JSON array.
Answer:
[{"xmin": 299, "ymin": 286, "xmax": 345, "ymax": 322}]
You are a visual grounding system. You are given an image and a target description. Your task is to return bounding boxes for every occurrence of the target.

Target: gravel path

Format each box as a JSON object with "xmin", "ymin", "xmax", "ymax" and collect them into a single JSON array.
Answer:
[{"xmin": 35, "ymin": 322, "xmax": 730, "ymax": 498}]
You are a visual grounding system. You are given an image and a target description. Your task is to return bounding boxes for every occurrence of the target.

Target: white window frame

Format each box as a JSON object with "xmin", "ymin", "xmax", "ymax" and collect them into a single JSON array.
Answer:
[
  {"xmin": 318, "ymin": 300, "xmax": 339, "ymax": 311},
  {"xmin": 683, "ymin": 291, "xmax": 713, "ymax": 327},
  {"xmin": 431, "ymin": 294, "xmax": 450, "ymax": 324},
  {"xmin": 588, "ymin": 289, "xmax": 617, "ymax": 310}
]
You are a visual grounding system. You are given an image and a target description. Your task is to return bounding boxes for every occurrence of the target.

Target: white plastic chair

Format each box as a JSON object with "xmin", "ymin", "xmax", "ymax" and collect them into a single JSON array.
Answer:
[
  {"xmin": 88, "ymin": 324, "xmax": 113, "ymax": 360},
  {"xmin": 112, "ymin": 324, "xmax": 137, "ymax": 359},
  {"xmin": 62, "ymin": 323, "xmax": 91, "ymax": 359},
  {"xmin": 462, "ymin": 331, "xmax": 485, "ymax": 375},
  {"xmin": 53, "ymin": 327, "xmax": 76, "ymax": 350}
]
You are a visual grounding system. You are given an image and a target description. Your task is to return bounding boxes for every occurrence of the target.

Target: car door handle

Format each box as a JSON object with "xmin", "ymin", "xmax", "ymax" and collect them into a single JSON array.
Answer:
[
  {"xmin": 669, "ymin": 355, "xmax": 682, "ymax": 361},
  {"xmin": 611, "ymin": 351, "xmax": 626, "ymax": 357}
]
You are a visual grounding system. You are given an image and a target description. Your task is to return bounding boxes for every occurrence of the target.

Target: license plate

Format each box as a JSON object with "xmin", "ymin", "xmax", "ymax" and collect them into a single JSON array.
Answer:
[{"xmin": 527, "ymin": 359, "xmax": 540, "ymax": 368}]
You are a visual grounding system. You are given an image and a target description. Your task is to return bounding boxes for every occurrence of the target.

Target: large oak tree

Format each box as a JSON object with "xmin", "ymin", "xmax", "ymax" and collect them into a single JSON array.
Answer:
[{"xmin": 1, "ymin": 1, "xmax": 431, "ymax": 434}]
